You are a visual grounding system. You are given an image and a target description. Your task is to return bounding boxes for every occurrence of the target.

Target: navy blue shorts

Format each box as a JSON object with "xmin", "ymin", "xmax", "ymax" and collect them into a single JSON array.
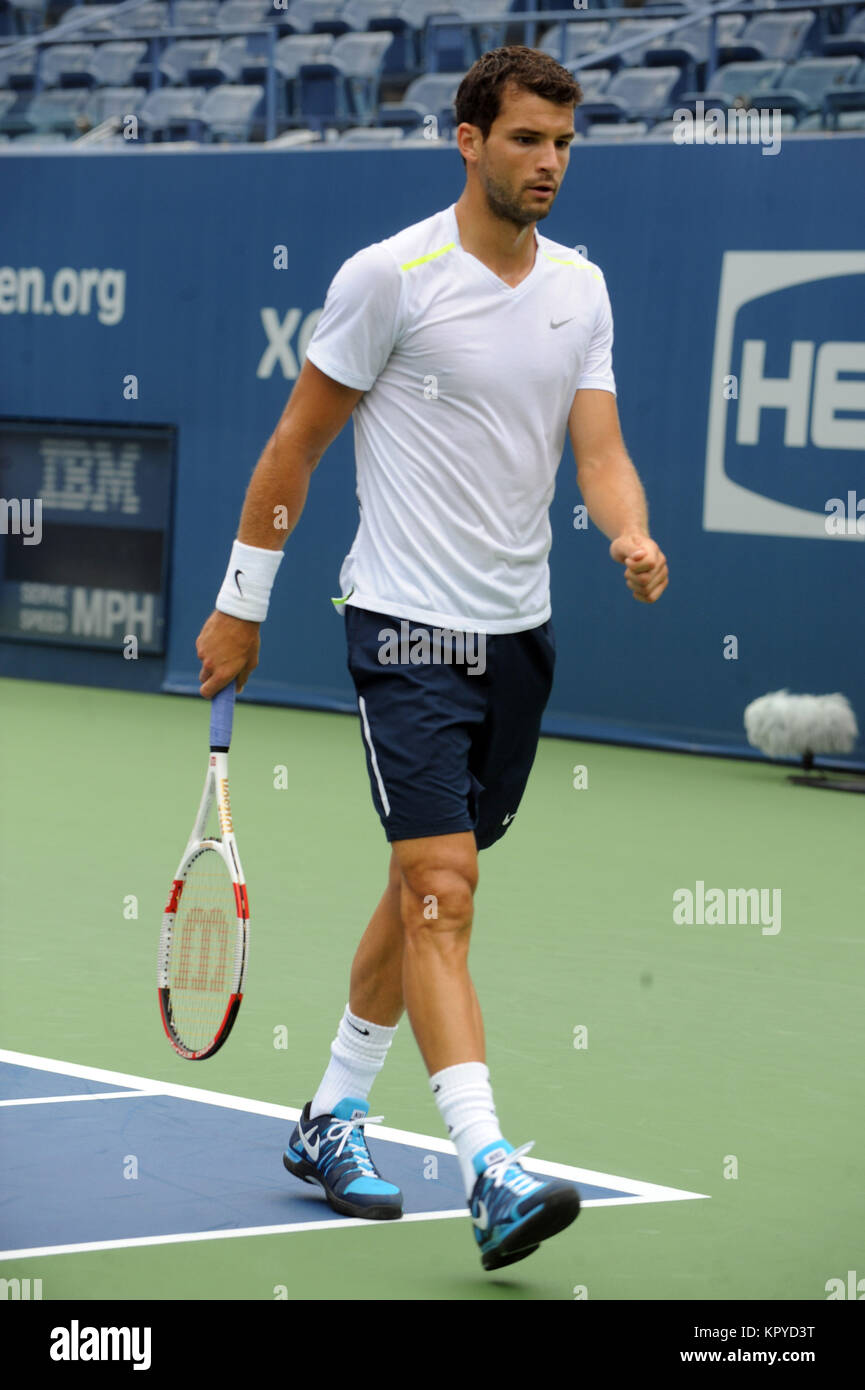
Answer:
[{"xmin": 344, "ymin": 604, "xmax": 555, "ymax": 851}]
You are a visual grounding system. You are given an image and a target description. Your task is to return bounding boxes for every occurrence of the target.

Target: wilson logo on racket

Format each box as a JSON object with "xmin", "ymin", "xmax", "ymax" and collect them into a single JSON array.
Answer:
[
  {"xmin": 218, "ymin": 778, "xmax": 233, "ymax": 834},
  {"xmin": 157, "ymin": 681, "xmax": 249, "ymax": 1061}
]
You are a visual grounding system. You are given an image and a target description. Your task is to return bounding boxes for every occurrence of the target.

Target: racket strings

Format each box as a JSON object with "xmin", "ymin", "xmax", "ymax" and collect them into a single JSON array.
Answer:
[{"xmin": 168, "ymin": 848, "xmax": 240, "ymax": 1052}]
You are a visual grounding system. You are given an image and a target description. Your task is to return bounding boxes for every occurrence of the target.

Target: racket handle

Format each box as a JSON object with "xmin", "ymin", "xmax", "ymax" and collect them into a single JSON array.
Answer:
[{"xmin": 210, "ymin": 681, "xmax": 236, "ymax": 751}]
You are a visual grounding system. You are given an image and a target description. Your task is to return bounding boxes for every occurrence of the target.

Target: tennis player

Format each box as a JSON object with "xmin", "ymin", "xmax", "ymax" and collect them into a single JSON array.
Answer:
[{"xmin": 196, "ymin": 46, "xmax": 668, "ymax": 1272}]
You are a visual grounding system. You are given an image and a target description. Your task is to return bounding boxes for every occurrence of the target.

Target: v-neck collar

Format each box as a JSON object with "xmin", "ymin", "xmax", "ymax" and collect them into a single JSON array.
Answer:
[{"xmin": 447, "ymin": 203, "xmax": 543, "ymax": 298}]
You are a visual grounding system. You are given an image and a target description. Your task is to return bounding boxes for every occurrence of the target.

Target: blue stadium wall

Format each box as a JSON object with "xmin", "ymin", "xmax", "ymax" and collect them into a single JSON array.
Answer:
[{"xmin": 1, "ymin": 139, "xmax": 863, "ymax": 763}]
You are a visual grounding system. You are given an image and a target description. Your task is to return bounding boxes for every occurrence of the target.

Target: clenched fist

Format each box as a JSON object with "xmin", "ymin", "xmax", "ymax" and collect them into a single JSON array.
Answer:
[{"xmin": 609, "ymin": 533, "xmax": 669, "ymax": 604}]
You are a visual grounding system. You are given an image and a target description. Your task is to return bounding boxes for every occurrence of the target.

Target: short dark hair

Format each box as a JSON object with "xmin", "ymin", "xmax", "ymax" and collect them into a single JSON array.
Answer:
[{"xmin": 455, "ymin": 46, "xmax": 582, "ymax": 142}]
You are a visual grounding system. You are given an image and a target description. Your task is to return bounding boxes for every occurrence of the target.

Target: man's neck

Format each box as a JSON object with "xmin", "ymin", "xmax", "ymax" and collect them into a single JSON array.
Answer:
[{"xmin": 454, "ymin": 189, "xmax": 538, "ymax": 288}]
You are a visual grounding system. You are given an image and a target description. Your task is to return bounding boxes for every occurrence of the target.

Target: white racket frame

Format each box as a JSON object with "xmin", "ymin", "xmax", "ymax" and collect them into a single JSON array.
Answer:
[{"xmin": 157, "ymin": 749, "xmax": 250, "ymax": 1060}]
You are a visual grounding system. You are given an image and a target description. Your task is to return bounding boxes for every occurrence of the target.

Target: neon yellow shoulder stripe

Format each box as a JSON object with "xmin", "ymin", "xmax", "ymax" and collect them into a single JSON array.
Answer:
[
  {"xmin": 542, "ymin": 251, "xmax": 603, "ymax": 281},
  {"xmin": 400, "ymin": 242, "xmax": 456, "ymax": 271}
]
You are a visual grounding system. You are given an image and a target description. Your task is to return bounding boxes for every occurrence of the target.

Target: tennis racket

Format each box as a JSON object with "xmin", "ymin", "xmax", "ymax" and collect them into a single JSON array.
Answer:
[{"xmin": 157, "ymin": 681, "xmax": 250, "ymax": 1059}]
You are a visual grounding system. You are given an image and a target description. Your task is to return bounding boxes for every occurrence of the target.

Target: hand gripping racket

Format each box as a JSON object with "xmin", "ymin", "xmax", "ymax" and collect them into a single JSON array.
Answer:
[{"xmin": 158, "ymin": 681, "xmax": 250, "ymax": 1059}]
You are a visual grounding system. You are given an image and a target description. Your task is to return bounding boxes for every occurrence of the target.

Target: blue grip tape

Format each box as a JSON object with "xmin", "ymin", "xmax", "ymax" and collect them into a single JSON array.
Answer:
[{"xmin": 210, "ymin": 681, "xmax": 236, "ymax": 749}]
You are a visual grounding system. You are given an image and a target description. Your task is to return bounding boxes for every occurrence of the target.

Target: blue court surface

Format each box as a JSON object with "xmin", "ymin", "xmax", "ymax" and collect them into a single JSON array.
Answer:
[{"xmin": 0, "ymin": 1051, "xmax": 709, "ymax": 1261}]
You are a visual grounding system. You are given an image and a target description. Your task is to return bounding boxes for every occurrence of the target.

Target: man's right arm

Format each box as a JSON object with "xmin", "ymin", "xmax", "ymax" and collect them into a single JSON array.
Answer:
[{"xmin": 196, "ymin": 359, "xmax": 364, "ymax": 697}]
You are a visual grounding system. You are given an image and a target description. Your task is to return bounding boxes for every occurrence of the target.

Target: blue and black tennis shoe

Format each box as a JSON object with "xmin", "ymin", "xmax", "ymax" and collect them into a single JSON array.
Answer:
[
  {"xmin": 283, "ymin": 1097, "xmax": 403, "ymax": 1220},
  {"xmin": 469, "ymin": 1139, "xmax": 580, "ymax": 1271}
]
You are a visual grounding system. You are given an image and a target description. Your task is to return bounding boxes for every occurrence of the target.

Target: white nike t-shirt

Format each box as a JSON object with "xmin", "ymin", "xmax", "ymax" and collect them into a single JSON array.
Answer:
[{"xmin": 305, "ymin": 202, "xmax": 616, "ymax": 634}]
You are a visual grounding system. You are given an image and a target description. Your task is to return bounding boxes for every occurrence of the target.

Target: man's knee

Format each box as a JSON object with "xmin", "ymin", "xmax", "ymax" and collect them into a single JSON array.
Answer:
[{"xmin": 392, "ymin": 835, "xmax": 478, "ymax": 933}]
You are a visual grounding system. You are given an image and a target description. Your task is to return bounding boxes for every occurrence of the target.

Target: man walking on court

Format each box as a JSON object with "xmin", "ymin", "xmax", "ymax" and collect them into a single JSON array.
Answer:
[{"xmin": 196, "ymin": 46, "xmax": 669, "ymax": 1271}]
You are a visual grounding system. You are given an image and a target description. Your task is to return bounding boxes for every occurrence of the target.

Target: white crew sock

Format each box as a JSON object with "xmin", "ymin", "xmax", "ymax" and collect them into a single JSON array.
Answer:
[
  {"xmin": 430, "ymin": 1061, "xmax": 506, "ymax": 1199},
  {"xmin": 310, "ymin": 1005, "xmax": 398, "ymax": 1118}
]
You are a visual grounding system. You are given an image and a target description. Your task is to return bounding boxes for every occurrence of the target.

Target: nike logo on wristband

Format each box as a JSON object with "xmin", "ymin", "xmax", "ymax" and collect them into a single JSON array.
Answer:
[{"xmin": 234, "ymin": 569, "xmax": 244, "ymax": 596}]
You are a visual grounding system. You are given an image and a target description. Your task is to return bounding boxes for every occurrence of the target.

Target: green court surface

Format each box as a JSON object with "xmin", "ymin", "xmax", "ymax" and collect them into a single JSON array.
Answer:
[{"xmin": 0, "ymin": 676, "xmax": 862, "ymax": 1301}]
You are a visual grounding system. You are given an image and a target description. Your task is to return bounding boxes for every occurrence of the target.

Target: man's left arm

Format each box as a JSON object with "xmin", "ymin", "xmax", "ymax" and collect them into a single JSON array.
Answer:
[{"xmin": 568, "ymin": 388, "xmax": 669, "ymax": 605}]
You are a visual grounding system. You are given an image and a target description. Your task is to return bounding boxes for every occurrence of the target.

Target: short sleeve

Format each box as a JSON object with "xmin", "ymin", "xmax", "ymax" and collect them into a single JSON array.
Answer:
[
  {"xmin": 304, "ymin": 243, "xmax": 401, "ymax": 391},
  {"xmin": 576, "ymin": 274, "xmax": 616, "ymax": 395}
]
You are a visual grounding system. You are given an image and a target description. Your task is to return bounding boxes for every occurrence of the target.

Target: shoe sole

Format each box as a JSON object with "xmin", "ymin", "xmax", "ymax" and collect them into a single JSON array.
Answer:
[
  {"xmin": 283, "ymin": 1149, "xmax": 403, "ymax": 1222},
  {"xmin": 481, "ymin": 1185, "xmax": 581, "ymax": 1272}
]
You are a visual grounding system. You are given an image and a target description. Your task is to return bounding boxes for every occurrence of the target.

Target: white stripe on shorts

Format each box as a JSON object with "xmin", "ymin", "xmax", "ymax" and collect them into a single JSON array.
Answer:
[{"xmin": 357, "ymin": 695, "xmax": 391, "ymax": 817}]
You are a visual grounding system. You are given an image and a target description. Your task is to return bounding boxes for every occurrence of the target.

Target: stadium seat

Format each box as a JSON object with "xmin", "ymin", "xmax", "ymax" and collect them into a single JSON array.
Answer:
[
  {"xmin": 0, "ymin": 44, "xmax": 36, "ymax": 89},
  {"xmin": 577, "ymin": 65, "xmax": 684, "ymax": 125},
  {"xmin": 115, "ymin": 2, "xmax": 168, "ymax": 33},
  {"xmin": 343, "ymin": 0, "xmax": 403, "ymax": 28},
  {"xmin": 680, "ymin": 61, "xmax": 786, "ymax": 112},
  {"xmin": 218, "ymin": 0, "xmax": 276, "ymax": 27},
  {"xmin": 198, "ymin": 82, "xmax": 263, "ymax": 140},
  {"xmin": 272, "ymin": 34, "xmax": 335, "ymax": 117},
  {"xmin": 425, "ymin": 0, "xmax": 512, "ymax": 73},
  {"xmin": 749, "ymin": 55, "xmax": 862, "ymax": 121},
  {"xmin": 720, "ymin": 11, "xmax": 816, "ymax": 65},
  {"xmin": 40, "ymin": 43, "xmax": 96, "ymax": 89},
  {"xmin": 160, "ymin": 40, "xmax": 222, "ymax": 87},
  {"xmin": 823, "ymin": 10, "xmax": 865, "ymax": 60},
  {"xmin": 574, "ymin": 68, "xmax": 613, "ymax": 104},
  {"xmin": 20, "ymin": 86, "xmax": 92, "ymax": 133},
  {"xmin": 296, "ymin": 30, "xmax": 392, "ymax": 125},
  {"xmin": 643, "ymin": 13, "xmax": 748, "ymax": 74},
  {"xmin": 606, "ymin": 19, "xmax": 674, "ymax": 69},
  {"xmin": 343, "ymin": 0, "xmax": 420, "ymax": 76},
  {"xmin": 174, "ymin": 0, "xmax": 220, "ymax": 28},
  {"xmin": 138, "ymin": 84, "xmax": 204, "ymax": 138},
  {"xmin": 539, "ymin": 22, "xmax": 611, "ymax": 67},
  {"xmin": 186, "ymin": 34, "xmax": 274, "ymax": 86},
  {"xmin": 90, "ymin": 42, "xmax": 148, "ymax": 89},
  {"xmin": 377, "ymin": 69, "xmax": 460, "ymax": 132},
  {"xmin": 54, "ymin": 5, "xmax": 117, "ymax": 36},
  {"xmin": 284, "ymin": 0, "xmax": 351, "ymax": 37},
  {"xmin": 86, "ymin": 84, "xmax": 144, "ymax": 126}
]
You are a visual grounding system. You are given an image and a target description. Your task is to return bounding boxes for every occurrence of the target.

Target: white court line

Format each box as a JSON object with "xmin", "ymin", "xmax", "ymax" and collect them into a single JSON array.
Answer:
[
  {"xmin": 0, "ymin": 1090, "xmax": 160, "ymax": 1107},
  {"xmin": 0, "ymin": 1049, "xmax": 710, "ymax": 1203},
  {"xmin": 0, "ymin": 1049, "xmax": 710, "ymax": 1260}
]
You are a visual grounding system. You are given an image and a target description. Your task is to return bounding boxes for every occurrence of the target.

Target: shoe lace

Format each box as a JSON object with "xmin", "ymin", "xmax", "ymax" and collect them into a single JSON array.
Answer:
[
  {"xmin": 324, "ymin": 1115, "xmax": 384, "ymax": 1176},
  {"xmin": 483, "ymin": 1140, "xmax": 536, "ymax": 1188}
]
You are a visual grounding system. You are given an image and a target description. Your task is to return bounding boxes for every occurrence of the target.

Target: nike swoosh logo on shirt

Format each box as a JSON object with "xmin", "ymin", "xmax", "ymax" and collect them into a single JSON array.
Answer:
[{"xmin": 550, "ymin": 316, "xmax": 576, "ymax": 329}]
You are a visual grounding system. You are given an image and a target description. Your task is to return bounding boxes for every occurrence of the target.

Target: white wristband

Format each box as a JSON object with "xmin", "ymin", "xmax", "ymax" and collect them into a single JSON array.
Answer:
[{"xmin": 216, "ymin": 540, "xmax": 284, "ymax": 623}]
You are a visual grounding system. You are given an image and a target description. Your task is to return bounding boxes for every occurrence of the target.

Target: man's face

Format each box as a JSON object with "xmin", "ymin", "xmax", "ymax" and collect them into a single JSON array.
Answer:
[{"xmin": 472, "ymin": 82, "xmax": 575, "ymax": 228}]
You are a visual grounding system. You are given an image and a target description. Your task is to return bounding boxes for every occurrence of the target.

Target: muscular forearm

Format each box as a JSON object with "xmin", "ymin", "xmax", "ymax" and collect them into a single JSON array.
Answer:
[
  {"xmin": 577, "ymin": 453, "xmax": 649, "ymax": 541},
  {"xmin": 235, "ymin": 425, "xmax": 316, "ymax": 551}
]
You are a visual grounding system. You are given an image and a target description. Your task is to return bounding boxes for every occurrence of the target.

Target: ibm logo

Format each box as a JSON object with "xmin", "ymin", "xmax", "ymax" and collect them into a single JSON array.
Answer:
[{"xmin": 39, "ymin": 440, "xmax": 142, "ymax": 515}]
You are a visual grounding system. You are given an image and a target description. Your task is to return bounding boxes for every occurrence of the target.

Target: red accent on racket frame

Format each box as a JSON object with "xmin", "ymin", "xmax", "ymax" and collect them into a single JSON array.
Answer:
[
  {"xmin": 164, "ymin": 878, "xmax": 184, "ymax": 915},
  {"xmin": 234, "ymin": 882, "xmax": 250, "ymax": 919}
]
